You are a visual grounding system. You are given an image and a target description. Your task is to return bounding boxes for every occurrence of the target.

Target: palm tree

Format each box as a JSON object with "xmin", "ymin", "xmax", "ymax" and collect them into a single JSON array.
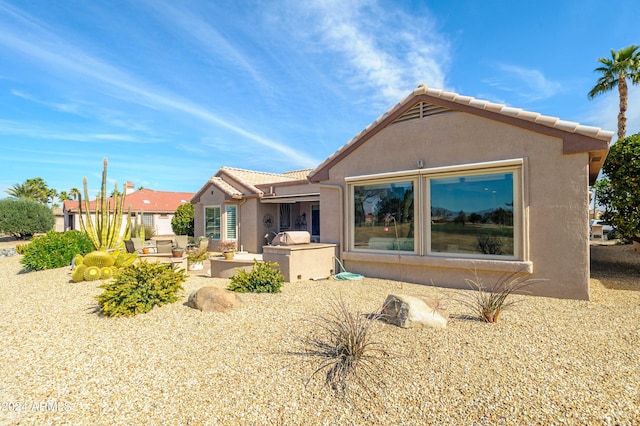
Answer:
[{"xmin": 588, "ymin": 45, "xmax": 640, "ymax": 140}]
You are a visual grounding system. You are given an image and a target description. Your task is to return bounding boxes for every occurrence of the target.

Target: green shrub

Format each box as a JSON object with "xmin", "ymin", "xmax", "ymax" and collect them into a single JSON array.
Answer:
[
  {"xmin": 0, "ymin": 198, "xmax": 55, "ymax": 239},
  {"xmin": 20, "ymin": 230, "xmax": 94, "ymax": 271},
  {"xmin": 171, "ymin": 203, "xmax": 194, "ymax": 236},
  {"xmin": 96, "ymin": 261, "xmax": 187, "ymax": 317},
  {"xmin": 229, "ymin": 260, "xmax": 283, "ymax": 293}
]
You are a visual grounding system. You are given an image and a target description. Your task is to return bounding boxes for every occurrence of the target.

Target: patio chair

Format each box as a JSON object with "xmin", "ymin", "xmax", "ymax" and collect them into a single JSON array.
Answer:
[
  {"xmin": 174, "ymin": 235, "xmax": 188, "ymax": 249},
  {"xmin": 130, "ymin": 237, "xmax": 144, "ymax": 252},
  {"xmin": 156, "ymin": 239, "xmax": 173, "ymax": 254},
  {"xmin": 124, "ymin": 240, "xmax": 136, "ymax": 254}
]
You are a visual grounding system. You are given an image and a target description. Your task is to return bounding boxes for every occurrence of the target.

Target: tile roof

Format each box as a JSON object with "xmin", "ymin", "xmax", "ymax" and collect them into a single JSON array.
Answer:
[
  {"xmin": 64, "ymin": 188, "xmax": 195, "ymax": 213},
  {"xmin": 219, "ymin": 167, "xmax": 310, "ymax": 187},
  {"xmin": 309, "ymin": 85, "xmax": 613, "ymax": 183}
]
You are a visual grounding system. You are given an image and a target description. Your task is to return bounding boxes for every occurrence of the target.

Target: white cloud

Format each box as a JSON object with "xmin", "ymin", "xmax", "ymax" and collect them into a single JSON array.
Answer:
[
  {"xmin": 142, "ymin": 1, "xmax": 271, "ymax": 91},
  {"xmin": 483, "ymin": 64, "xmax": 562, "ymax": 102},
  {"xmin": 0, "ymin": 4, "xmax": 318, "ymax": 168},
  {"xmin": 291, "ymin": 0, "xmax": 449, "ymax": 104}
]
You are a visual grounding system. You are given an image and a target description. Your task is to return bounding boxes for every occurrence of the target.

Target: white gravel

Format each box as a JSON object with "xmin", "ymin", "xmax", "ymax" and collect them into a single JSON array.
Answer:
[{"xmin": 1, "ymin": 246, "xmax": 639, "ymax": 425}]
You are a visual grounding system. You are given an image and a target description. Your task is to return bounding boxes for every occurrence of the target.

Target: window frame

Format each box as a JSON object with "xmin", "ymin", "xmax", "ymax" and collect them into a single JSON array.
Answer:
[
  {"xmin": 425, "ymin": 166, "xmax": 522, "ymax": 260},
  {"xmin": 225, "ymin": 204, "xmax": 238, "ymax": 240},
  {"xmin": 204, "ymin": 205, "xmax": 221, "ymax": 240},
  {"xmin": 345, "ymin": 158, "xmax": 525, "ymax": 261},
  {"xmin": 348, "ymin": 176, "xmax": 418, "ymax": 254}
]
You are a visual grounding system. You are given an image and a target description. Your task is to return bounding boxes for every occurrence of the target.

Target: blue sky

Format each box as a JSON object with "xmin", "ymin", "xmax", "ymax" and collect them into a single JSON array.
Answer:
[{"xmin": 1, "ymin": 0, "xmax": 638, "ymax": 200}]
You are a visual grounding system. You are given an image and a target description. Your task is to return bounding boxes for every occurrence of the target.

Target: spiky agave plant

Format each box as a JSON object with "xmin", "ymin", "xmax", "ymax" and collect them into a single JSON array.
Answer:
[
  {"xmin": 457, "ymin": 268, "xmax": 545, "ymax": 323},
  {"xmin": 302, "ymin": 297, "xmax": 395, "ymax": 399},
  {"xmin": 78, "ymin": 158, "xmax": 131, "ymax": 250}
]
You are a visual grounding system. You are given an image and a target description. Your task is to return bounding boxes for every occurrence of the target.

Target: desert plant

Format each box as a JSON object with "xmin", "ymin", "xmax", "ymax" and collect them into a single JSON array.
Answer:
[
  {"xmin": 0, "ymin": 198, "xmax": 55, "ymax": 239},
  {"xmin": 95, "ymin": 261, "xmax": 187, "ymax": 317},
  {"xmin": 301, "ymin": 297, "xmax": 393, "ymax": 399},
  {"xmin": 171, "ymin": 203, "xmax": 194, "ymax": 236},
  {"xmin": 70, "ymin": 249, "xmax": 137, "ymax": 282},
  {"xmin": 79, "ymin": 158, "xmax": 130, "ymax": 250},
  {"xmin": 20, "ymin": 230, "xmax": 94, "ymax": 271},
  {"xmin": 229, "ymin": 260, "xmax": 283, "ymax": 293},
  {"xmin": 456, "ymin": 269, "xmax": 544, "ymax": 323},
  {"xmin": 186, "ymin": 242, "xmax": 209, "ymax": 263},
  {"xmin": 218, "ymin": 240, "xmax": 237, "ymax": 252}
]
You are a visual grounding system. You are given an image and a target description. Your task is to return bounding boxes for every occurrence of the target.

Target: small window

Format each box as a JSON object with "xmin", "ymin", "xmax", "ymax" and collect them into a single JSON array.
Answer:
[
  {"xmin": 205, "ymin": 206, "xmax": 221, "ymax": 239},
  {"xmin": 225, "ymin": 205, "xmax": 237, "ymax": 240},
  {"xmin": 143, "ymin": 213, "xmax": 153, "ymax": 227}
]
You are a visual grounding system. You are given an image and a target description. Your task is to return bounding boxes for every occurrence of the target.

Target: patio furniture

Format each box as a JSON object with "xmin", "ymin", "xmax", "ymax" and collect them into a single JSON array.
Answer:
[
  {"xmin": 174, "ymin": 235, "xmax": 188, "ymax": 249},
  {"xmin": 156, "ymin": 239, "xmax": 174, "ymax": 254}
]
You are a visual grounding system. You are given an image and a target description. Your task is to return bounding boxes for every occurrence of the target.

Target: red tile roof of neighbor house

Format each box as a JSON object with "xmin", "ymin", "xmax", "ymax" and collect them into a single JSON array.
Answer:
[{"xmin": 64, "ymin": 189, "xmax": 195, "ymax": 213}]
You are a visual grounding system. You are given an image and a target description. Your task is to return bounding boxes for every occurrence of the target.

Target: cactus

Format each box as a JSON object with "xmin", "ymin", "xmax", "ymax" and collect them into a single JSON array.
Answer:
[
  {"xmin": 100, "ymin": 267, "xmax": 114, "ymax": 279},
  {"xmin": 73, "ymin": 253, "xmax": 84, "ymax": 267},
  {"xmin": 83, "ymin": 251, "xmax": 115, "ymax": 268},
  {"xmin": 70, "ymin": 248, "xmax": 137, "ymax": 282},
  {"xmin": 72, "ymin": 264, "xmax": 87, "ymax": 283},
  {"xmin": 79, "ymin": 158, "xmax": 131, "ymax": 250},
  {"xmin": 83, "ymin": 266, "xmax": 102, "ymax": 281}
]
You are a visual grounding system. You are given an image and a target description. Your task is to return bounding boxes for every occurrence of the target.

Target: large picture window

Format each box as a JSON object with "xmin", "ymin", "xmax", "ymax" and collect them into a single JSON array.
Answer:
[
  {"xmin": 347, "ymin": 160, "xmax": 523, "ymax": 260},
  {"xmin": 205, "ymin": 206, "xmax": 221, "ymax": 239},
  {"xmin": 352, "ymin": 180, "xmax": 414, "ymax": 251},
  {"xmin": 429, "ymin": 171, "xmax": 515, "ymax": 257}
]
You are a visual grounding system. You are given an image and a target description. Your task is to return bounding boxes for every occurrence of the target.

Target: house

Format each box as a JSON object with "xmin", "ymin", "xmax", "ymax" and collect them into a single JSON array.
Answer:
[
  {"xmin": 191, "ymin": 167, "xmax": 319, "ymax": 253},
  {"xmin": 192, "ymin": 85, "xmax": 612, "ymax": 299},
  {"xmin": 63, "ymin": 182, "xmax": 195, "ymax": 237}
]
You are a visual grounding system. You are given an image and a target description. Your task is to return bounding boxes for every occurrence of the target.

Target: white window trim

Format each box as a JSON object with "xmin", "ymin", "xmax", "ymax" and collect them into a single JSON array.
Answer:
[
  {"xmin": 345, "ymin": 158, "xmax": 527, "ymax": 261},
  {"xmin": 224, "ymin": 204, "xmax": 238, "ymax": 241},
  {"xmin": 204, "ymin": 205, "xmax": 221, "ymax": 240},
  {"xmin": 348, "ymin": 176, "xmax": 418, "ymax": 254},
  {"xmin": 425, "ymin": 167, "xmax": 522, "ymax": 260}
]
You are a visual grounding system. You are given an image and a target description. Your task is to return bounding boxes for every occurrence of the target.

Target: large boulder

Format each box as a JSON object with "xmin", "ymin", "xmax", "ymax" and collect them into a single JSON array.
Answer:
[
  {"xmin": 187, "ymin": 286, "xmax": 243, "ymax": 313},
  {"xmin": 381, "ymin": 294, "xmax": 448, "ymax": 328}
]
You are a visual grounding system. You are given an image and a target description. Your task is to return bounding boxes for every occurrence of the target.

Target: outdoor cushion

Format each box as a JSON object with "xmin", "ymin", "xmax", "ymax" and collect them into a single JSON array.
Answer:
[{"xmin": 156, "ymin": 239, "xmax": 173, "ymax": 254}]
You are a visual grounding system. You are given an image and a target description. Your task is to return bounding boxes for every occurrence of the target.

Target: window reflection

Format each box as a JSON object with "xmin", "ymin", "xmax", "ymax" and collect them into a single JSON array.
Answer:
[
  {"xmin": 430, "ymin": 172, "xmax": 514, "ymax": 256},
  {"xmin": 353, "ymin": 181, "xmax": 414, "ymax": 251}
]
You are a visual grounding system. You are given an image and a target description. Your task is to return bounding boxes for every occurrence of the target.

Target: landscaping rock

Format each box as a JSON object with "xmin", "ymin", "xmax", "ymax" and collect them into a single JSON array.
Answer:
[
  {"xmin": 381, "ymin": 294, "xmax": 448, "ymax": 328},
  {"xmin": 0, "ymin": 248, "xmax": 18, "ymax": 258},
  {"xmin": 187, "ymin": 286, "xmax": 243, "ymax": 313}
]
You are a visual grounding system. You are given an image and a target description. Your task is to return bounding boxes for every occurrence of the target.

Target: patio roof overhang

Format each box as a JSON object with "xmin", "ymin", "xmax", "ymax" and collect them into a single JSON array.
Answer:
[{"xmin": 260, "ymin": 193, "xmax": 320, "ymax": 204}]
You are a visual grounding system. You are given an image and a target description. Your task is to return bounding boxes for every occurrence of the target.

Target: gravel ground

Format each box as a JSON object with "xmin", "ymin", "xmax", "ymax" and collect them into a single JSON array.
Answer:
[{"xmin": 0, "ymin": 243, "xmax": 639, "ymax": 425}]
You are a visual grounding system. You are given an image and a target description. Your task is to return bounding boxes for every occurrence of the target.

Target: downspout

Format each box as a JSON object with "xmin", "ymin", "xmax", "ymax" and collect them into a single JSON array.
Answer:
[{"xmin": 319, "ymin": 183, "xmax": 345, "ymax": 263}]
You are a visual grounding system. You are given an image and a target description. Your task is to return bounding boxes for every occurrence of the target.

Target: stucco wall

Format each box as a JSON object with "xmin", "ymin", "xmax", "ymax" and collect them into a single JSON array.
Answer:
[{"xmin": 319, "ymin": 111, "xmax": 591, "ymax": 300}]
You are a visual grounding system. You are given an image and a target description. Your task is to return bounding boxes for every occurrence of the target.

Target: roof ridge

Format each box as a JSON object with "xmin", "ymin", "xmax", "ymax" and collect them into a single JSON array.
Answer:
[{"xmin": 221, "ymin": 166, "xmax": 291, "ymax": 177}]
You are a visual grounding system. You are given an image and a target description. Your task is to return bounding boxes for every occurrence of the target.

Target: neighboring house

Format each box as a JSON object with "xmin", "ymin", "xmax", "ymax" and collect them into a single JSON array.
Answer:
[
  {"xmin": 193, "ymin": 85, "xmax": 612, "ymax": 300},
  {"xmin": 52, "ymin": 207, "xmax": 64, "ymax": 232},
  {"xmin": 64, "ymin": 182, "xmax": 195, "ymax": 237}
]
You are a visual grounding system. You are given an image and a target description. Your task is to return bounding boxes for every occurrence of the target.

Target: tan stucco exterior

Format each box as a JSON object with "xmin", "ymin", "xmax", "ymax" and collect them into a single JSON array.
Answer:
[
  {"xmin": 311, "ymin": 99, "xmax": 609, "ymax": 300},
  {"xmin": 193, "ymin": 87, "xmax": 611, "ymax": 300}
]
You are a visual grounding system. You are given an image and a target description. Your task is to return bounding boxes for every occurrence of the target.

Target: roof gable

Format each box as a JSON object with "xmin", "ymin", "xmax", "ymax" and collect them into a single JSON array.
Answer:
[
  {"xmin": 308, "ymin": 85, "xmax": 613, "ymax": 185},
  {"xmin": 190, "ymin": 167, "xmax": 313, "ymax": 203}
]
